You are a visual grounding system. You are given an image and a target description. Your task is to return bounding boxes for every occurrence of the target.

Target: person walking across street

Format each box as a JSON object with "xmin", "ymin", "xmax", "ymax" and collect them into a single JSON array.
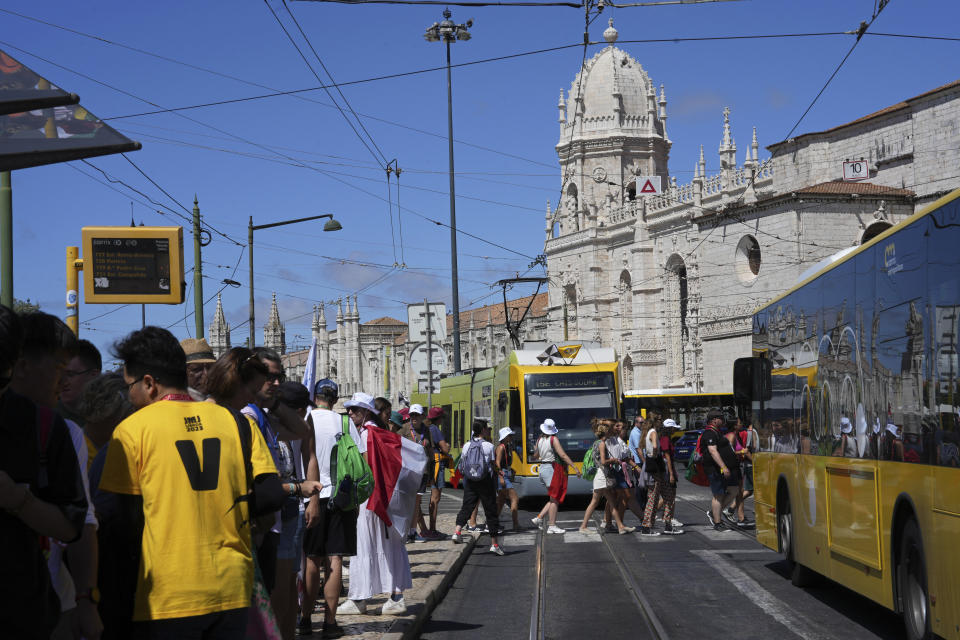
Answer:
[
  {"xmin": 424, "ymin": 406, "xmax": 450, "ymax": 536},
  {"xmin": 495, "ymin": 427, "xmax": 520, "ymax": 531},
  {"xmin": 408, "ymin": 405, "xmax": 441, "ymax": 541},
  {"xmin": 656, "ymin": 419, "xmax": 683, "ymax": 534},
  {"xmin": 702, "ymin": 411, "xmax": 740, "ymax": 531},
  {"xmin": 531, "ymin": 419, "xmax": 582, "ymax": 534},
  {"xmin": 99, "ymin": 327, "xmax": 288, "ymax": 639},
  {"xmin": 580, "ymin": 418, "xmax": 633, "ymax": 534},
  {"xmin": 452, "ymin": 422, "xmax": 505, "ymax": 555}
]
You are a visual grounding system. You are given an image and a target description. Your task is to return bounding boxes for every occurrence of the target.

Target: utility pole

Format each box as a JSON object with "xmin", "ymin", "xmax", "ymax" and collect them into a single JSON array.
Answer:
[
  {"xmin": 424, "ymin": 9, "xmax": 472, "ymax": 374},
  {"xmin": 192, "ymin": 196, "xmax": 204, "ymax": 338}
]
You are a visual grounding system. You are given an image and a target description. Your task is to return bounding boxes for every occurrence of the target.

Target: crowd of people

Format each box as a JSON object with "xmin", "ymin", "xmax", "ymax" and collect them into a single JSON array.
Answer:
[
  {"xmin": 1, "ymin": 304, "xmax": 765, "ymax": 640},
  {"xmin": 0, "ymin": 307, "xmax": 458, "ymax": 640}
]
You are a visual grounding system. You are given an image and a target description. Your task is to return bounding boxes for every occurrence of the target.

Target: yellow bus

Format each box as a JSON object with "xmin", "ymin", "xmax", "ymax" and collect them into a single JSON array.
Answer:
[
  {"xmin": 733, "ymin": 188, "xmax": 960, "ymax": 640},
  {"xmin": 622, "ymin": 389, "xmax": 735, "ymax": 431},
  {"xmin": 412, "ymin": 346, "xmax": 620, "ymax": 497}
]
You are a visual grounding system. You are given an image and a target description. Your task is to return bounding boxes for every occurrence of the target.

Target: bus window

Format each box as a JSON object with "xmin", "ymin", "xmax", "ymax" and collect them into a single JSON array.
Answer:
[
  {"xmin": 459, "ymin": 409, "xmax": 466, "ymax": 446},
  {"xmin": 441, "ymin": 404, "xmax": 453, "ymax": 444}
]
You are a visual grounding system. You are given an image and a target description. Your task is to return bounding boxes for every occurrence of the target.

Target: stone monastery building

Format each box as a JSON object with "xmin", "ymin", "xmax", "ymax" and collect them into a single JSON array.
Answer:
[
  {"xmin": 544, "ymin": 20, "xmax": 960, "ymax": 393},
  {"xmin": 211, "ymin": 19, "xmax": 960, "ymax": 401}
]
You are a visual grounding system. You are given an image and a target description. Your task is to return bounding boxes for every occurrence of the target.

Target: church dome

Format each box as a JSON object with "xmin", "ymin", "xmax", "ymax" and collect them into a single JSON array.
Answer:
[{"xmin": 558, "ymin": 24, "xmax": 666, "ymax": 145}]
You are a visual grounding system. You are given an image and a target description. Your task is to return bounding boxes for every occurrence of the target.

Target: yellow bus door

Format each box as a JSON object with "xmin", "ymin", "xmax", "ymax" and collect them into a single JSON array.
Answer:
[{"xmin": 824, "ymin": 462, "xmax": 884, "ymax": 601}]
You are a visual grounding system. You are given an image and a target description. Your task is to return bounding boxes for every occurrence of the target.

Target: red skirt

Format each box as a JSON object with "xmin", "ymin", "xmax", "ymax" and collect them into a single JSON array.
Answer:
[{"xmin": 548, "ymin": 461, "xmax": 568, "ymax": 503}]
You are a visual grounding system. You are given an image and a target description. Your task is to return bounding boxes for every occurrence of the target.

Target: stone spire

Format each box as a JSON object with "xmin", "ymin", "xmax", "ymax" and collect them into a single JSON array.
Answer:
[
  {"xmin": 317, "ymin": 302, "xmax": 329, "ymax": 377},
  {"xmin": 751, "ymin": 126, "xmax": 759, "ymax": 165},
  {"xmin": 658, "ymin": 84, "xmax": 668, "ymax": 141},
  {"xmin": 698, "ymin": 144, "xmax": 706, "ymax": 179},
  {"xmin": 557, "ymin": 89, "xmax": 566, "ymax": 124},
  {"xmin": 208, "ymin": 293, "xmax": 231, "ymax": 358},
  {"xmin": 719, "ymin": 107, "xmax": 737, "ymax": 168},
  {"xmin": 263, "ymin": 292, "xmax": 286, "ymax": 354}
]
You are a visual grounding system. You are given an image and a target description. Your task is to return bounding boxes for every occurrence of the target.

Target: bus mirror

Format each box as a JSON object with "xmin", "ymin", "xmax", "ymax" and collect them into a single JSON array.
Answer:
[{"xmin": 733, "ymin": 357, "xmax": 772, "ymax": 403}]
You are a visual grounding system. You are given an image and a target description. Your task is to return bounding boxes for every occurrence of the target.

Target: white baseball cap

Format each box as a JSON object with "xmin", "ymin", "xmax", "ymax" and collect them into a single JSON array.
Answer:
[
  {"xmin": 409, "ymin": 403, "xmax": 424, "ymax": 415},
  {"xmin": 498, "ymin": 427, "xmax": 515, "ymax": 442},
  {"xmin": 886, "ymin": 423, "xmax": 899, "ymax": 437},
  {"xmin": 343, "ymin": 392, "xmax": 376, "ymax": 413},
  {"xmin": 840, "ymin": 417, "xmax": 852, "ymax": 434},
  {"xmin": 663, "ymin": 419, "xmax": 678, "ymax": 429},
  {"xmin": 540, "ymin": 419, "xmax": 558, "ymax": 435}
]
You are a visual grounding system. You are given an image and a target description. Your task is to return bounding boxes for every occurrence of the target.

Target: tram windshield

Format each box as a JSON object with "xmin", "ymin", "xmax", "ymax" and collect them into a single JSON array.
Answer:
[{"xmin": 524, "ymin": 371, "xmax": 617, "ymax": 461}]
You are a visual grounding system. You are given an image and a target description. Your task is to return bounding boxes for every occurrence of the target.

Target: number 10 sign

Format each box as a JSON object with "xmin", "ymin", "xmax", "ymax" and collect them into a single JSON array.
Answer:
[{"xmin": 842, "ymin": 160, "xmax": 869, "ymax": 181}]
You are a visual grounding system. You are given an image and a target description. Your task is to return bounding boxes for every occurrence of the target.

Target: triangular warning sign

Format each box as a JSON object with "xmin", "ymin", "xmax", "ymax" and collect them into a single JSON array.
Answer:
[{"xmin": 639, "ymin": 179, "xmax": 658, "ymax": 194}]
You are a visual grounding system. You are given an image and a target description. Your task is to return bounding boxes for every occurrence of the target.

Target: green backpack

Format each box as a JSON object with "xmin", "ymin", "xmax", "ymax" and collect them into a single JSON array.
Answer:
[
  {"xmin": 329, "ymin": 415, "xmax": 375, "ymax": 511},
  {"xmin": 581, "ymin": 440, "xmax": 601, "ymax": 481}
]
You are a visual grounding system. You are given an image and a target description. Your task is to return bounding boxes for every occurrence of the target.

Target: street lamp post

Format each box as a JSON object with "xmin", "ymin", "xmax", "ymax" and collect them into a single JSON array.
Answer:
[
  {"xmin": 248, "ymin": 213, "xmax": 342, "ymax": 348},
  {"xmin": 425, "ymin": 9, "xmax": 471, "ymax": 374}
]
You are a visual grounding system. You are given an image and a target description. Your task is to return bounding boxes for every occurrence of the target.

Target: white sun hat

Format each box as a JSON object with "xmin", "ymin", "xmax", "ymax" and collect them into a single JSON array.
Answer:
[
  {"xmin": 409, "ymin": 403, "xmax": 424, "ymax": 415},
  {"xmin": 498, "ymin": 427, "xmax": 515, "ymax": 442},
  {"xmin": 840, "ymin": 416, "xmax": 852, "ymax": 434},
  {"xmin": 540, "ymin": 419, "xmax": 558, "ymax": 435},
  {"xmin": 343, "ymin": 392, "xmax": 376, "ymax": 413}
]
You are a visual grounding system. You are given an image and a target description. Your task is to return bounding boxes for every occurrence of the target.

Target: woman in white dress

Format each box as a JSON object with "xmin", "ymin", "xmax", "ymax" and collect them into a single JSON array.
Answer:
[{"xmin": 337, "ymin": 392, "xmax": 412, "ymax": 617}]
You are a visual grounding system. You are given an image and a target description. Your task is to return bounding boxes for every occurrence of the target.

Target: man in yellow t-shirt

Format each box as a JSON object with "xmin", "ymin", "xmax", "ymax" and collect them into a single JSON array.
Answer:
[{"xmin": 99, "ymin": 327, "xmax": 284, "ymax": 638}]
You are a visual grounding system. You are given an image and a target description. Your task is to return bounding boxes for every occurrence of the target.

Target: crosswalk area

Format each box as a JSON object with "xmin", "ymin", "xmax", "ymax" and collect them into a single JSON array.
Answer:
[{"xmin": 465, "ymin": 521, "xmax": 748, "ymax": 548}]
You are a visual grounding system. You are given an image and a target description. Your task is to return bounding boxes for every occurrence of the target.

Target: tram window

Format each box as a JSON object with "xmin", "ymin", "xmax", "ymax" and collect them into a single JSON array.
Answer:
[
  {"xmin": 452, "ymin": 410, "xmax": 460, "ymax": 448},
  {"xmin": 441, "ymin": 404, "xmax": 453, "ymax": 443},
  {"xmin": 459, "ymin": 410, "xmax": 466, "ymax": 445}
]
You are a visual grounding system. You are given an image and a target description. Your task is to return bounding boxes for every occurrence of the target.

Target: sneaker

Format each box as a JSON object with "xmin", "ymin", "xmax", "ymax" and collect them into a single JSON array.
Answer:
[
  {"xmin": 451, "ymin": 530, "xmax": 462, "ymax": 544},
  {"xmin": 489, "ymin": 544, "xmax": 505, "ymax": 556},
  {"xmin": 531, "ymin": 516, "xmax": 543, "ymax": 528},
  {"xmin": 735, "ymin": 519, "xmax": 754, "ymax": 529},
  {"xmin": 670, "ymin": 518, "xmax": 684, "ymax": 528},
  {"xmin": 336, "ymin": 599, "xmax": 366, "ymax": 615},
  {"xmin": 618, "ymin": 526, "xmax": 636, "ymax": 535},
  {"xmin": 722, "ymin": 507, "xmax": 735, "ymax": 519},
  {"xmin": 414, "ymin": 533, "xmax": 429, "ymax": 543},
  {"xmin": 706, "ymin": 510, "xmax": 717, "ymax": 526},
  {"xmin": 320, "ymin": 622, "xmax": 344, "ymax": 639},
  {"xmin": 713, "ymin": 522, "xmax": 726, "ymax": 532},
  {"xmin": 479, "ymin": 524, "xmax": 490, "ymax": 533},
  {"xmin": 663, "ymin": 525, "xmax": 684, "ymax": 535},
  {"xmin": 406, "ymin": 531, "xmax": 416, "ymax": 544},
  {"xmin": 465, "ymin": 524, "xmax": 480, "ymax": 532},
  {"xmin": 639, "ymin": 527, "xmax": 660, "ymax": 536},
  {"xmin": 604, "ymin": 523, "xmax": 617, "ymax": 533},
  {"xmin": 546, "ymin": 525, "xmax": 565, "ymax": 534},
  {"xmin": 423, "ymin": 530, "xmax": 445, "ymax": 541},
  {"xmin": 296, "ymin": 616, "xmax": 313, "ymax": 636},
  {"xmin": 381, "ymin": 597, "xmax": 407, "ymax": 616}
]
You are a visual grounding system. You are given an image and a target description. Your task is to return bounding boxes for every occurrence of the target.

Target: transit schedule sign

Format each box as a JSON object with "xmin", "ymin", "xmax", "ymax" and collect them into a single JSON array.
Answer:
[{"xmin": 81, "ymin": 226, "xmax": 184, "ymax": 304}]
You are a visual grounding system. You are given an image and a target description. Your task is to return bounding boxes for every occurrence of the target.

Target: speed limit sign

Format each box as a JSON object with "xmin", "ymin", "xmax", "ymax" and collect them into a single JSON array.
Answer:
[{"xmin": 842, "ymin": 160, "xmax": 869, "ymax": 181}]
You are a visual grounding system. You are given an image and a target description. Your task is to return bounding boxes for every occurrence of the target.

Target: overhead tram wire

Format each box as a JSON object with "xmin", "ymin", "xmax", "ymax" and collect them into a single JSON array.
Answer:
[
  {"xmin": 95, "ymin": 33, "xmax": 866, "ymax": 122},
  {"xmin": 281, "ymin": 0, "xmax": 389, "ymax": 167},
  {"xmin": 262, "ymin": 0, "xmax": 388, "ymax": 170},
  {"xmin": 7, "ymin": 42, "xmax": 536, "ymax": 261}
]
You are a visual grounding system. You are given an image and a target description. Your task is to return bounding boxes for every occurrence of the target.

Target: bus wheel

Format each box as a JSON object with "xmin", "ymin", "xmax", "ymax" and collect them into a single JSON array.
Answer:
[
  {"xmin": 899, "ymin": 519, "xmax": 932, "ymax": 640},
  {"xmin": 779, "ymin": 494, "xmax": 818, "ymax": 587}
]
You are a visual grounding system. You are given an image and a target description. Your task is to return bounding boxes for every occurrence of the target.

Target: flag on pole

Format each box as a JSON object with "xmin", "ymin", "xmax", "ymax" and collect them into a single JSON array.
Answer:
[
  {"xmin": 557, "ymin": 344, "xmax": 581, "ymax": 360},
  {"xmin": 365, "ymin": 427, "xmax": 427, "ymax": 536},
  {"xmin": 302, "ymin": 337, "xmax": 317, "ymax": 401}
]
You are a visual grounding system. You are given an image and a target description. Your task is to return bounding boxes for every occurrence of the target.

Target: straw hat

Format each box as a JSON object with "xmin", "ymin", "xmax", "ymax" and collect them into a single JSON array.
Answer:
[{"xmin": 180, "ymin": 338, "xmax": 216, "ymax": 364}]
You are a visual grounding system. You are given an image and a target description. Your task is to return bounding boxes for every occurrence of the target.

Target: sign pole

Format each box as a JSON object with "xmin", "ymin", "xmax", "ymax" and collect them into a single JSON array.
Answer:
[
  {"xmin": 65, "ymin": 246, "xmax": 80, "ymax": 336},
  {"xmin": 0, "ymin": 172, "xmax": 11, "ymax": 308}
]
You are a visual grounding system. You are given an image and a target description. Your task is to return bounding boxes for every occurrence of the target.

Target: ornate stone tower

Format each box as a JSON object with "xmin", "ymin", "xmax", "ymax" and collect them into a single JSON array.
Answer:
[
  {"xmin": 313, "ymin": 302, "xmax": 330, "ymax": 378},
  {"xmin": 208, "ymin": 293, "xmax": 231, "ymax": 357},
  {"xmin": 553, "ymin": 19, "xmax": 671, "ymax": 235},
  {"xmin": 263, "ymin": 292, "xmax": 286, "ymax": 354}
]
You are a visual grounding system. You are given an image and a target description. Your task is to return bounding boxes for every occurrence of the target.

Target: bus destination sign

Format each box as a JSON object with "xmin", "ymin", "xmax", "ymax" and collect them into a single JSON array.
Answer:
[
  {"xmin": 527, "ymin": 372, "xmax": 613, "ymax": 391},
  {"xmin": 82, "ymin": 226, "xmax": 184, "ymax": 304}
]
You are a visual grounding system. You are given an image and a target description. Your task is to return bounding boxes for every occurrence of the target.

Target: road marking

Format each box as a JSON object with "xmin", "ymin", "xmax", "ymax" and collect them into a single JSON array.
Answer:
[
  {"xmin": 441, "ymin": 492, "xmax": 462, "ymax": 502},
  {"xmin": 504, "ymin": 533, "xmax": 537, "ymax": 546},
  {"xmin": 692, "ymin": 550, "xmax": 832, "ymax": 640}
]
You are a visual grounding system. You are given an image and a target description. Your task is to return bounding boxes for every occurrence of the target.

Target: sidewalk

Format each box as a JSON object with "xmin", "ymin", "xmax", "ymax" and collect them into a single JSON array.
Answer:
[{"xmin": 301, "ymin": 513, "xmax": 476, "ymax": 639}]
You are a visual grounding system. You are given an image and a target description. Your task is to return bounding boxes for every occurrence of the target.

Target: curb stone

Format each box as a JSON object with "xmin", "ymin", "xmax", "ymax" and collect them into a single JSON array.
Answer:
[{"xmin": 379, "ymin": 532, "xmax": 478, "ymax": 640}]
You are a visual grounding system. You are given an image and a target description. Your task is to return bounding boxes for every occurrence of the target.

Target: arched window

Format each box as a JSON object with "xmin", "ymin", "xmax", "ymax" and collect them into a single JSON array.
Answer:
[
  {"xmin": 622, "ymin": 355, "xmax": 634, "ymax": 390},
  {"xmin": 665, "ymin": 254, "xmax": 689, "ymax": 382},
  {"xmin": 861, "ymin": 221, "xmax": 892, "ymax": 244},
  {"xmin": 618, "ymin": 270, "xmax": 632, "ymax": 333},
  {"xmin": 735, "ymin": 235, "xmax": 761, "ymax": 283},
  {"xmin": 563, "ymin": 284, "xmax": 578, "ymax": 338}
]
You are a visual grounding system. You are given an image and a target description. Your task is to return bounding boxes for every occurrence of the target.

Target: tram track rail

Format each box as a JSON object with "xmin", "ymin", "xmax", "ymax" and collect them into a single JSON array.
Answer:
[{"xmin": 527, "ymin": 518, "xmax": 670, "ymax": 640}]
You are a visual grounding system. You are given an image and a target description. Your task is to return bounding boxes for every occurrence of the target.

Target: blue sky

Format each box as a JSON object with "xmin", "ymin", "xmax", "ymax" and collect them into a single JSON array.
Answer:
[{"xmin": 2, "ymin": 0, "xmax": 957, "ymax": 360}]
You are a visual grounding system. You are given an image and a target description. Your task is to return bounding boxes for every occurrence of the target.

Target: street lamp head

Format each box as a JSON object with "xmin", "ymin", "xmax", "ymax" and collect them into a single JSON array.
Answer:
[
  {"xmin": 424, "ymin": 24, "xmax": 440, "ymax": 42},
  {"xmin": 323, "ymin": 218, "xmax": 343, "ymax": 232},
  {"xmin": 466, "ymin": 18, "xmax": 473, "ymax": 28},
  {"xmin": 456, "ymin": 27, "xmax": 471, "ymax": 41}
]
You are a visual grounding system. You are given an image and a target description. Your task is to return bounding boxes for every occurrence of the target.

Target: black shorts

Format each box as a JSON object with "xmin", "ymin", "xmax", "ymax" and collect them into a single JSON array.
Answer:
[{"xmin": 302, "ymin": 498, "xmax": 358, "ymax": 558}]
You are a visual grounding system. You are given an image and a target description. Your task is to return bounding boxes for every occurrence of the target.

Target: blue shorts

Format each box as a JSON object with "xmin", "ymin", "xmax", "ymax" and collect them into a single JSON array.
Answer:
[
  {"xmin": 613, "ymin": 467, "xmax": 628, "ymax": 489},
  {"xmin": 709, "ymin": 469, "xmax": 741, "ymax": 498},
  {"xmin": 433, "ymin": 462, "xmax": 448, "ymax": 490},
  {"xmin": 276, "ymin": 499, "xmax": 305, "ymax": 560},
  {"xmin": 498, "ymin": 471, "xmax": 515, "ymax": 491}
]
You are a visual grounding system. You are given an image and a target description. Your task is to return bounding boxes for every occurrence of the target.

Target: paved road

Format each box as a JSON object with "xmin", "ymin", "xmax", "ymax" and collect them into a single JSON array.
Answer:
[{"xmin": 420, "ymin": 477, "xmax": 906, "ymax": 640}]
